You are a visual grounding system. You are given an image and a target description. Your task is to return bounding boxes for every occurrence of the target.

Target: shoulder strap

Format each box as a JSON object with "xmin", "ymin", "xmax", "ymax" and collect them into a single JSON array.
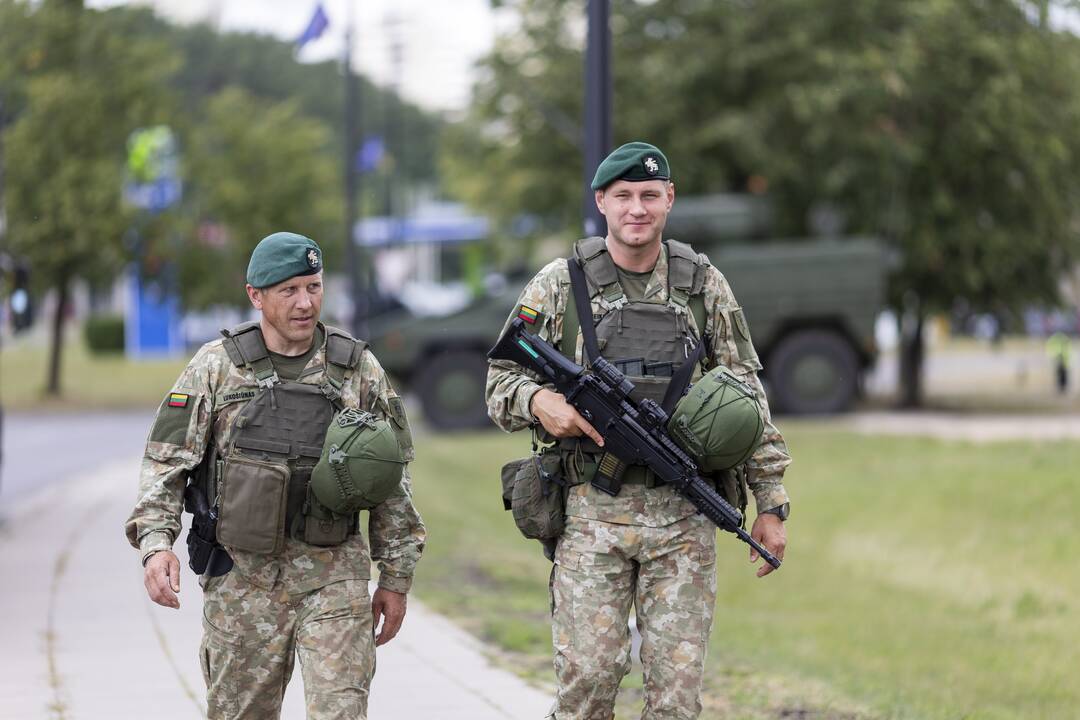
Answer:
[
  {"xmin": 321, "ymin": 325, "xmax": 368, "ymax": 405},
  {"xmin": 220, "ymin": 322, "xmax": 278, "ymax": 388},
  {"xmin": 559, "ymin": 265, "xmax": 580, "ymax": 360},
  {"xmin": 573, "ymin": 237, "xmax": 625, "ymax": 306},
  {"xmin": 664, "ymin": 239, "xmax": 704, "ymax": 309},
  {"xmin": 567, "ymin": 257, "xmax": 601, "ymax": 364}
]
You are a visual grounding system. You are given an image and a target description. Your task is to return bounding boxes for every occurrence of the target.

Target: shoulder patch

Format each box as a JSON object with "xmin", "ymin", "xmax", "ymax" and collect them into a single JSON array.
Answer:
[
  {"xmin": 517, "ymin": 304, "xmax": 545, "ymax": 327},
  {"xmin": 149, "ymin": 392, "xmax": 198, "ymax": 446}
]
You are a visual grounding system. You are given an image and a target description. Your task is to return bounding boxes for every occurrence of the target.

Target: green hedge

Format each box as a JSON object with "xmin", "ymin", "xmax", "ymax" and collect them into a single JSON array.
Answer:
[{"xmin": 84, "ymin": 314, "xmax": 125, "ymax": 354}]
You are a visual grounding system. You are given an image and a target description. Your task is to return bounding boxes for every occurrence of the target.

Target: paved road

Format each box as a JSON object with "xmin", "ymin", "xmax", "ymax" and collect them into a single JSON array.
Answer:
[
  {"xmin": 0, "ymin": 413, "xmax": 553, "ymax": 720},
  {"xmin": 0, "ymin": 410, "xmax": 153, "ymax": 503}
]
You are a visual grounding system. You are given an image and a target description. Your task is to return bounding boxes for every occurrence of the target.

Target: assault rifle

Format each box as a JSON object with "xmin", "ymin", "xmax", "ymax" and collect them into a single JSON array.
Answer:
[
  {"xmin": 489, "ymin": 318, "xmax": 781, "ymax": 569},
  {"xmin": 184, "ymin": 482, "xmax": 234, "ymax": 577}
]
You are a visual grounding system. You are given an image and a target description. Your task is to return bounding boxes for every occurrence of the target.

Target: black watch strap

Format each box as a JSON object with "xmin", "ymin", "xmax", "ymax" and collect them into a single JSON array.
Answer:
[{"xmin": 761, "ymin": 502, "xmax": 790, "ymax": 521}]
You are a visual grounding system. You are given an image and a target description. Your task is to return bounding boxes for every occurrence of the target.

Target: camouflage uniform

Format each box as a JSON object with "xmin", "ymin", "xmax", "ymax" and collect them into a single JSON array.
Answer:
[
  {"xmin": 126, "ymin": 325, "xmax": 426, "ymax": 720},
  {"xmin": 487, "ymin": 244, "xmax": 791, "ymax": 719}
]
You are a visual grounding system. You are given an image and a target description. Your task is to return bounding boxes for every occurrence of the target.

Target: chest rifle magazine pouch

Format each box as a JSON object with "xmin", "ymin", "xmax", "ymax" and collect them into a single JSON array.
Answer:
[{"xmin": 216, "ymin": 455, "xmax": 290, "ymax": 555}]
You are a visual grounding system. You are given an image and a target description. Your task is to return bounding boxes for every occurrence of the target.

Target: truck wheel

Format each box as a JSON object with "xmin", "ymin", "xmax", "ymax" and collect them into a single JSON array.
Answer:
[
  {"xmin": 767, "ymin": 329, "xmax": 859, "ymax": 414},
  {"xmin": 413, "ymin": 349, "xmax": 492, "ymax": 430}
]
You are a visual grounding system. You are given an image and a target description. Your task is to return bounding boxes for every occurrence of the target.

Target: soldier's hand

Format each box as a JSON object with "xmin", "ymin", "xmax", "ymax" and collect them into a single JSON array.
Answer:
[
  {"xmin": 372, "ymin": 588, "xmax": 407, "ymax": 647},
  {"xmin": 749, "ymin": 513, "xmax": 786, "ymax": 578},
  {"xmin": 529, "ymin": 388, "xmax": 605, "ymax": 446},
  {"xmin": 144, "ymin": 550, "xmax": 181, "ymax": 609}
]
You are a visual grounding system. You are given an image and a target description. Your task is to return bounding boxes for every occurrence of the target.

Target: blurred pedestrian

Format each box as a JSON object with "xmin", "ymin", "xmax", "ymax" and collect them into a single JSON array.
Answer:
[
  {"xmin": 486, "ymin": 142, "xmax": 791, "ymax": 719},
  {"xmin": 125, "ymin": 232, "xmax": 425, "ymax": 719},
  {"xmin": 1047, "ymin": 331, "xmax": 1072, "ymax": 394}
]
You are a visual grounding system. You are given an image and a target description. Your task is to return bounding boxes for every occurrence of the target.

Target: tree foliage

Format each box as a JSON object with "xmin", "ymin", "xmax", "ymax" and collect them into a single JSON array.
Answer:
[
  {"xmin": 1, "ymin": 0, "xmax": 178, "ymax": 392},
  {"xmin": 179, "ymin": 87, "xmax": 341, "ymax": 309},
  {"xmin": 447, "ymin": 0, "xmax": 1080, "ymax": 317}
]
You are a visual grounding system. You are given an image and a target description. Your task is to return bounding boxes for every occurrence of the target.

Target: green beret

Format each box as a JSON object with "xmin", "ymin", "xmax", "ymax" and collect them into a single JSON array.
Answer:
[
  {"xmin": 246, "ymin": 232, "xmax": 323, "ymax": 289},
  {"xmin": 591, "ymin": 141, "xmax": 670, "ymax": 190}
]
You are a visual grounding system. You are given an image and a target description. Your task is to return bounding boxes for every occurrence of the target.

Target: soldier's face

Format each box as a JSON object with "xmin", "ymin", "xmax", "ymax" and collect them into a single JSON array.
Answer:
[
  {"xmin": 596, "ymin": 179, "xmax": 674, "ymax": 249},
  {"xmin": 247, "ymin": 273, "xmax": 324, "ymax": 348}
]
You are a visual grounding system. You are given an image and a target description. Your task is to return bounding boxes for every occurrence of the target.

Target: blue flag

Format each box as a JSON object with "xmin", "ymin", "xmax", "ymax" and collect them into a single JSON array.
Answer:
[
  {"xmin": 296, "ymin": 4, "xmax": 329, "ymax": 49},
  {"xmin": 357, "ymin": 137, "xmax": 386, "ymax": 173}
]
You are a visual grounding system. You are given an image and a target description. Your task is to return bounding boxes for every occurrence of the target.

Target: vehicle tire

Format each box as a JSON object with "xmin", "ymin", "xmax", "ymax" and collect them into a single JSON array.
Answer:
[
  {"xmin": 767, "ymin": 329, "xmax": 860, "ymax": 414},
  {"xmin": 413, "ymin": 349, "xmax": 492, "ymax": 430}
]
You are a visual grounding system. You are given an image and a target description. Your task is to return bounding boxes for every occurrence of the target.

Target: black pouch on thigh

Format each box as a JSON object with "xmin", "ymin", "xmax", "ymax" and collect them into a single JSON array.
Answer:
[
  {"xmin": 500, "ymin": 445, "xmax": 566, "ymax": 541},
  {"xmin": 297, "ymin": 484, "xmax": 353, "ymax": 546},
  {"xmin": 216, "ymin": 455, "xmax": 289, "ymax": 554}
]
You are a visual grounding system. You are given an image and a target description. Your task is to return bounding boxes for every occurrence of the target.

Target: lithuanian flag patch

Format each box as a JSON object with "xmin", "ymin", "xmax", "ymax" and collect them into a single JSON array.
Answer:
[
  {"xmin": 517, "ymin": 304, "xmax": 541, "ymax": 325},
  {"xmin": 167, "ymin": 392, "xmax": 189, "ymax": 408}
]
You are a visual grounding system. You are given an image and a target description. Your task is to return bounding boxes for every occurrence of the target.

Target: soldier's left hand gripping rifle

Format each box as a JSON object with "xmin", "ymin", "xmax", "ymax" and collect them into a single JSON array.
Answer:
[
  {"xmin": 489, "ymin": 317, "xmax": 781, "ymax": 569},
  {"xmin": 183, "ymin": 481, "xmax": 233, "ymax": 577}
]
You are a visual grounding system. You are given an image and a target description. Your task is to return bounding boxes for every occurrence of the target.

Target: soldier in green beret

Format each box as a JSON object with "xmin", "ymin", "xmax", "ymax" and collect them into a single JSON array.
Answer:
[
  {"xmin": 487, "ymin": 142, "xmax": 792, "ymax": 718},
  {"xmin": 126, "ymin": 231, "xmax": 425, "ymax": 719}
]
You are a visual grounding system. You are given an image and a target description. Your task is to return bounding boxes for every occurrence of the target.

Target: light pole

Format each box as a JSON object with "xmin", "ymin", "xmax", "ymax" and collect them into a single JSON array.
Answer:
[{"xmin": 583, "ymin": 0, "xmax": 612, "ymax": 238}]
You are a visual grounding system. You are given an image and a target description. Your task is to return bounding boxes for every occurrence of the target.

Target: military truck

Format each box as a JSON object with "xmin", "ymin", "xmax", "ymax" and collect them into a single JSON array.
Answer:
[{"xmin": 366, "ymin": 194, "xmax": 889, "ymax": 428}]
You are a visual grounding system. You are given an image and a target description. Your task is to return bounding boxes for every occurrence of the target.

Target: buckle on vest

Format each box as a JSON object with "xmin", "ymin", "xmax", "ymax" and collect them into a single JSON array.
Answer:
[
  {"xmin": 320, "ymin": 379, "xmax": 342, "ymax": 404},
  {"xmin": 255, "ymin": 372, "xmax": 280, "ymax": 389}
]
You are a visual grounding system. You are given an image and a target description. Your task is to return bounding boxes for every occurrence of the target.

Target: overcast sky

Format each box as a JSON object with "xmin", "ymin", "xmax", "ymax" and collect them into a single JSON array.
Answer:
[{"xmin": 86, "ymin": 0, "xmax": 507, "ymax": 113}]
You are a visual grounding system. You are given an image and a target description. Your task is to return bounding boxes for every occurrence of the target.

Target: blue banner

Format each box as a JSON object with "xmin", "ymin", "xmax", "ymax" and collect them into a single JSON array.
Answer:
[{"xmin": 296, "ymin": 4, "xmax": 330, "ymax": 49}]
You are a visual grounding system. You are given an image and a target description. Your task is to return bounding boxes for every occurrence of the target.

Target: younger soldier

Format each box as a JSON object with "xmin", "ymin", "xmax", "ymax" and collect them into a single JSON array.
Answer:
[
  {"xmin": 487, "ymin": 142, "xmax": 791, "ymax": 719},
  {"xmin": 126, "ymin": 232, "xmax": 425, "ymax": 720}
]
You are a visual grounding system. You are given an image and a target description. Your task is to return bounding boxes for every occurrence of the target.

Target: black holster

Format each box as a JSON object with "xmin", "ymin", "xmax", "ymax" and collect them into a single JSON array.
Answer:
[{"xmin": 184, "ymin": 483, "xmax": 233, "ymax": 577}]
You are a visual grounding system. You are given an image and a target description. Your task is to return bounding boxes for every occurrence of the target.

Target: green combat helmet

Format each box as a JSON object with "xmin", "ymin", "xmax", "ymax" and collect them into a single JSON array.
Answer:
[
  {"xmin": 668, "ymin": 366, "xmax": 765, "ymax": 471},
  {"xmin": 311, "ymin": 408, "xmax": 406, "ymax": 513}
]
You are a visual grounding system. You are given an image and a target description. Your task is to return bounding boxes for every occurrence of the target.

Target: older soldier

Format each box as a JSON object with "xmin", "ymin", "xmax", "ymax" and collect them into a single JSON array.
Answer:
[
  {"xmin": 487, "ymin": 142, "xmax": 791, "ymax": 719},
  {"xmin": 126, "ymin": 232, "xmax": 425, "ymax": 720}
]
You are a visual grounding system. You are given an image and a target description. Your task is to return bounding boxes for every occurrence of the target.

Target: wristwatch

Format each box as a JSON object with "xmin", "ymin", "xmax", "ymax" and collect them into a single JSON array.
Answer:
[{"xmin": 760, "ymin": 502, "xmax": 789, "ymax": 521}]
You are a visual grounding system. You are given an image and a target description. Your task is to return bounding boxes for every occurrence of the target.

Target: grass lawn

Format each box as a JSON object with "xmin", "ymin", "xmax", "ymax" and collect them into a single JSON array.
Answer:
[
  {"xmin": 408, "ymin": 424, "xmax": 1080, "ymax": 719},
  {"xmin": 0, "ymin": 333, "xmax": 187, "ymax": 411}
]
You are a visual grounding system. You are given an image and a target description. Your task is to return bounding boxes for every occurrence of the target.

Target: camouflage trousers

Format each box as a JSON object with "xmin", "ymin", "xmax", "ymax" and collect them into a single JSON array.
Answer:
[
  {"xmin": 550, "ymin": 513, "xmax": 717, "ymax": 720},
  {"xmin": 200, "ymin": 573, "xmax": 375, "ymax": 720}
]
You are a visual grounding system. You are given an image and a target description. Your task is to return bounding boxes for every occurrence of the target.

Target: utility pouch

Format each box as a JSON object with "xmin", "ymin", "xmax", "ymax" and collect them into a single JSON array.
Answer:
[
  {"xmin": 714, "ymin": 464, "xmax": 750, "ymax": 523},
  {"xmin": 501, "ymin": 445, "xmax": 566, "ymax": 541},
  {"xmin": 216, "ymin": 455, "xmax": 290, "ymax": 555},
  {"xmin": 300, "ymin": 484, "xmax": 353, "ymax": 547}
]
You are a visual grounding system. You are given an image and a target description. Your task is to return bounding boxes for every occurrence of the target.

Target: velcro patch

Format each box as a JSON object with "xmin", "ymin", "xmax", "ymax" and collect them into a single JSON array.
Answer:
[
  {"xmin": 517, "ymin": 304, "xmax": 544, "ymax": 326},
  {"xmin": 150, "ymin": 392, "xmax": 197, "ymax": 446},
  {"xmin": 218, "ymin": 389, "xmax": 257, "ymax": 406}
]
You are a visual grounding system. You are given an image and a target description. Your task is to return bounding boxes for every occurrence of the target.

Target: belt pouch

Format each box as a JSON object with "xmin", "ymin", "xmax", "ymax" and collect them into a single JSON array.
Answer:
[{"xmin": 300, "ymin": 484, "xmax": 353, "ymax": 546}]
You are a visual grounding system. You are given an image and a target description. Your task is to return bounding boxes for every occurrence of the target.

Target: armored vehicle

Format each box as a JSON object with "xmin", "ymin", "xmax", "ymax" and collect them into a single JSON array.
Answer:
[{"xmin": 367, "ymin": 195, "xmax": 888, "ymax": 429}]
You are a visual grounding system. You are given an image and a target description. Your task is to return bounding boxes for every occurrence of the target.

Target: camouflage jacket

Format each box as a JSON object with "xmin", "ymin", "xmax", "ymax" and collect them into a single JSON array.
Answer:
[
  {"xmin": 125, "ymin": 324, "xmax": 426, "ymax": 595},
  {"xmin": 486, "ymin": 242, "xmax": 791, "ymax": 526}
]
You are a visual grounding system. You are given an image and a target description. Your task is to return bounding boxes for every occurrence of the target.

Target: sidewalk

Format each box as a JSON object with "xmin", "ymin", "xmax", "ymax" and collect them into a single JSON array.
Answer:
[{"xmin": 0, "ymin": 458, "xmax": 552, "ymax": 719}]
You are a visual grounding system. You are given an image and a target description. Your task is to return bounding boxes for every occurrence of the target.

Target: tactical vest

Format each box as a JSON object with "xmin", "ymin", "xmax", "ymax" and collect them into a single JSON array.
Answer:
[
  {"xmin": 557, "ymin": 237, "xmax": 711, "ymax": 490},
  {"xmin": 566, "ymin": 236, "xmax": 709, "ymax": 406},
  {"xmin": 200, "ymin": 322, "xmax": 367, "ymax": 553}
]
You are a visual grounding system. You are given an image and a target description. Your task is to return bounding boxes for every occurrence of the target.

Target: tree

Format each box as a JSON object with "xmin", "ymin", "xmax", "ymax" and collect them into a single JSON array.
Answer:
[
  {"xmin": 178, "ymin": 87, "xmax": 341, "ymax": 310},
  {"xmin": 1, "ymin": 0, "xmax": 179, "ymax": 395},
  {"xmin": 447, "ymin": 0, "xmax": 1080, "ymax": 405}
]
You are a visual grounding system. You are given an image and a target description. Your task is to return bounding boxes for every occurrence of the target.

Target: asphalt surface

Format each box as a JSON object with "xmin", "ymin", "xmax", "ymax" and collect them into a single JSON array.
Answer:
[{"xmin": 0, "ymin": 409, "xmax": 153, "ymax": 503}]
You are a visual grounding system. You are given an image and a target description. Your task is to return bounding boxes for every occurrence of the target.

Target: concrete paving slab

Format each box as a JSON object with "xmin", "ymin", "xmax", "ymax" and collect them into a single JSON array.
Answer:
[{"xmin": 0, "ymin": 454, "xmax": 552, "ymax": 720}]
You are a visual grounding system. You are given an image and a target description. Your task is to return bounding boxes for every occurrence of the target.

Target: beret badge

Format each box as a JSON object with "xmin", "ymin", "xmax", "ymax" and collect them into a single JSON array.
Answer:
[
  {"xmin": 307, "ymin": 249, "xmax": 320, "ymax": 269},
  {"xmin": 644, "ymin": 156, "xmax": 660, "ymax": 175}
]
